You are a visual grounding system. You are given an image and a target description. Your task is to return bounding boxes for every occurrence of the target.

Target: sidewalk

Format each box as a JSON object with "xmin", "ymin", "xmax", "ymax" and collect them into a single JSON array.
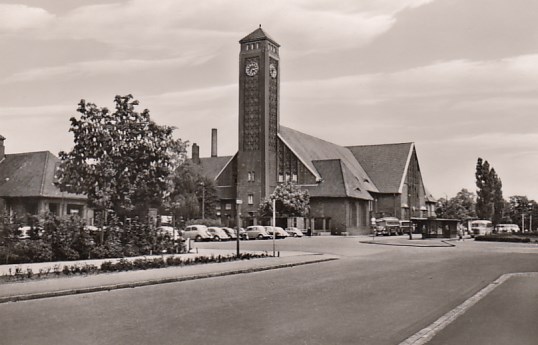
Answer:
[{"xmin": 0, "ymin": 249, "xmax": 338, "ymax": 303}]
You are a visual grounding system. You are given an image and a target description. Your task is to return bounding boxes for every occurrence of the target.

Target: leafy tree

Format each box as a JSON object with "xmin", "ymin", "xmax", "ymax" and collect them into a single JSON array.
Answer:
[
  {"xmin": 258, "ymin": 182, "xmax": 310, "ymax": 217},
  {"xmin": 475, "ymin": 158, "xmax": 504, "ymax": 222},
  {"xmin": 438, "ymin": 189, "xmax": 477, "ymax": 221},
  {"xmin": 164, "ymin": 160, "xmax": 218, "ymax": 221},
  {"xmin": 508, "ymin": 196, "xmax": 537, "ymax": 231},
  {"xmin": 56, "ymin": 95, "xmax": 187, "ymax": 218}
]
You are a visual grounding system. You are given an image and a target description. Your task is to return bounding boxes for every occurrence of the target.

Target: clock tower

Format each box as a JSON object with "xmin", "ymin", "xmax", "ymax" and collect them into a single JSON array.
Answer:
[{"xmin": 237, "ymin": 27, "xmax": 280, "ymax": 223}]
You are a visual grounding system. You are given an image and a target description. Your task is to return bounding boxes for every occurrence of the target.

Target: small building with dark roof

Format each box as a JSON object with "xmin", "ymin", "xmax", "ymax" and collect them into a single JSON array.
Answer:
[
  {"xmin": 193, "ymin": 27, "xmax": 436, "ymax": 234},
  {"xmin": 0, "ymin": 136, "xmax": 93, "ymax": 223}
]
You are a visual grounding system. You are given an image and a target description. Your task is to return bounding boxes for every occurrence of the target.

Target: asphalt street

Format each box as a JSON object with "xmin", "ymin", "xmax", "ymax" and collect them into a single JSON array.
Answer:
[{"xmin": 0, "ymin": 236, "xmax": 537, "ymax": 345}]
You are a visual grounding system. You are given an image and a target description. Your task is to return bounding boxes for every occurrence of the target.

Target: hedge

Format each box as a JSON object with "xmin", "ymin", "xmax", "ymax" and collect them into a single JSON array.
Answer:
[
  {"xmin": 475, "ymin": 235, "xmax": 534, "ymax": 243},
  {"xmin": 0, "ymin": 252, "xmax": 270, "ymax": 282}
]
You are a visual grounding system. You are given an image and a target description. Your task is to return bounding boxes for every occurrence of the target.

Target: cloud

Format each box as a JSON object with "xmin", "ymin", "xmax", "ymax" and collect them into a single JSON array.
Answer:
[
  {"xmin": 21, "ymin": 0, "xmax": 438, "ymax": 56},
  {"xmin": 2, "ymin": 54, "xmax": 216, "ymax": 84},
  {"xmin": 0, "ymin": 4, "xmax": 55, "ymax": 32}
]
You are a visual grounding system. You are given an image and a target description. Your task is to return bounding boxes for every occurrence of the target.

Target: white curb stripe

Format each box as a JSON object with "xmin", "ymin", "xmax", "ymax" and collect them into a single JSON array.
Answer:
[{"xmin": 399, "ymin": 272, "xmax": 538, "ymax": 345}]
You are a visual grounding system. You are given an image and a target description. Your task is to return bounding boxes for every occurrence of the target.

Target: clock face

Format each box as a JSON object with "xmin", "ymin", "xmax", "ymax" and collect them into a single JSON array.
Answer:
[
  {"xmin": 269, "ymin": 64, "xmax": 277, "ymax": 78},
  {"xmin": 245, "ymin": 61, "xmax": 259, "ymax": 76}
]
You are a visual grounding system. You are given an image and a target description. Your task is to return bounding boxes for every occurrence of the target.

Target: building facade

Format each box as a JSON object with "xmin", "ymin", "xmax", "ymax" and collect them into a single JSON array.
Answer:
[
  {"xmin": 0, "ymin": 136, "xmax": 93, "ymax": 223},
  {"xmin": 195, "ymin": 28, "xmax": 435, "ymax": 234}
]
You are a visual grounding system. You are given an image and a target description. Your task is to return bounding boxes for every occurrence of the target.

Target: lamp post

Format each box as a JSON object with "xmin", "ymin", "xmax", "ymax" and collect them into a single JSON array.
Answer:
[
  {"xmin": 528, "ymin": 203, "xmax": 534, "ymax": 231},
  {"xmin": 272, "ymin": 198, "xmax": 276, "ymax": 257},
  {"xmin": 236, "ymin": 199, "xmax": 242, "ymax": 257}
]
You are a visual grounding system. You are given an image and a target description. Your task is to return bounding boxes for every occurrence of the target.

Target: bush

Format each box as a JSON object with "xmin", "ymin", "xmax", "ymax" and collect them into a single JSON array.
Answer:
[{"xmin": 476, "ymin": 234, "xmax": 531, "ymax": 243}]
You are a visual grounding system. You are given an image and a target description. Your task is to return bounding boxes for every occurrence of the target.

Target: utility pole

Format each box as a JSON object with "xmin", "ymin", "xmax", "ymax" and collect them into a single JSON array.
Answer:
[
  {"xmin": 272, "ymin": 198, "xmax": 276, "ymax": 257},
  {"xmin": 236, "ymin": 199, "xmax": 242, "ymax": 257}
]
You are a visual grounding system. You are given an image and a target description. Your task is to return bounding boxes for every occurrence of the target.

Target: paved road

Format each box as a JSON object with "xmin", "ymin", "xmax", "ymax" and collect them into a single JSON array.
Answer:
[
  {"xmin": 0, "ymin": 236, "xmax": 536, "ymax": 345},
  {"xmin": 428, "ymin": 274, "xmax": 538, "ymax": 345}
]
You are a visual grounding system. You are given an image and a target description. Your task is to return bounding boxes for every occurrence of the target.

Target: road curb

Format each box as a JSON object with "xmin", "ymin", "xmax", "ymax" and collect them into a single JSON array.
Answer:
[
  {"xmin": 359, "ymin": 240, "xmax": 456, "ymax": 248},
  {"xmin": 398, "ymin": 272, "xmax": 538, "ymax": 345},
  {"xmin": 0, "ymin": 256, "xmax": 338, "ymax": 304}
]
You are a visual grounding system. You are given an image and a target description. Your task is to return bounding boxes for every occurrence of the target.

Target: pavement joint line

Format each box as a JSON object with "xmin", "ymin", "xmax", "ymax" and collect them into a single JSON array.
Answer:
[
  {"xmin": 0, "ymin": 257, "xmax": 338, "ymax": 304},
  {"xmin": 398, "ymin": 272, "xmax": 538, "ymax": 345}
]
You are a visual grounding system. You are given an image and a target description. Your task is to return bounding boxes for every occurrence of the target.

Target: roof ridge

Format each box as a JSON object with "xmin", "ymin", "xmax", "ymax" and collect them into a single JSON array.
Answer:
[{"xmin": 346, "ymin": 142, "xmax": 414, "ymax": 149}]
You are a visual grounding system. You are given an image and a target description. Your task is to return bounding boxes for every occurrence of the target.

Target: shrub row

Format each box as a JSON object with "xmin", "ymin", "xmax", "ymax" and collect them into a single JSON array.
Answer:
[
  {"xmin": 1, "ymin": 253, "xmax": 270, "ymax": 282},
  {"xmin": 475, "ymin": 235, "xmax": 533, "ymax": 243},
  {"xmin": 100, "ymin": 252, "xmax": 269, "ymax": 272},
  {"xmin": 1, "ymin": 214, "xmax": 185, "ymax": 264}
]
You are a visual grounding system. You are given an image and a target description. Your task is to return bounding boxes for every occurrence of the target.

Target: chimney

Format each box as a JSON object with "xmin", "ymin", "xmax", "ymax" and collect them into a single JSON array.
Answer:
[
  {"xmin": 211, "ymin": 128, "xmax": 218, "ymax": 157},
  {"xmin": 0, "ymin": 135, "xmax": 5, "ymax": 161},
  {"xmin": 192, "ymin": 143, "xmax": 200, "ymax": 164}
]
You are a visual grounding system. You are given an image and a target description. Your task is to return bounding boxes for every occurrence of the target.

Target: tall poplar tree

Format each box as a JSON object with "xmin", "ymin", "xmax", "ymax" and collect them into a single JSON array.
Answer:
[{"xmin": 475, "ymin": 158, "xmax": 504, "ymax": 222}]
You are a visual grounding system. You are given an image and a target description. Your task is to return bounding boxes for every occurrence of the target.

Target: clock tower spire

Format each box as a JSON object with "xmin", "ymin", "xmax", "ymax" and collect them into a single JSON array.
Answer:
[{"xmin": 237, "ymin": 27, "xmax": 280, "ymax": 224}]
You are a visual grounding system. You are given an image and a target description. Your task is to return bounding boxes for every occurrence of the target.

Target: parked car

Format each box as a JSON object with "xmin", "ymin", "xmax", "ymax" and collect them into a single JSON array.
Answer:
[
  {"xmin": 235, "ymin": 227, "xmax": 249, "ymax": 240},
  {"xmin": 245, "ymin": 226, "xmax": 271, "ymax": 240},
  {"xmin": 493, "ymin": 224, "xmax": 520, "ymax": 234},
  {"xmin": 221, "ymin": 227, "xmax": 237, "ymax": 240},
  {"xmin": 285, "ymin": 227, "xmax": 304, "ymax": 237},
  {"xmin": 207, "ymin": 227, "xmax": 231, "ymax": 241},
  {"xmin": 157, "ymin": 225, "xmax": 181, "ymax": 240},
  {"xmin": 17, "ymin": 226, "xmax": 32, "ymax": 239},
  {"xmin": 399, "ymin": 220, "xmax": 412, "ymax": 235},
  {"xmin": 183, "ymin": 225, "xmax": 213, "ymax": 242},
  {"xmin": 265, "ymin": 226, "xmax": 289, "ymax": 238},
  {"xmin": 374, "ymin": 217, "xmax": 400, "ymax": 236}
]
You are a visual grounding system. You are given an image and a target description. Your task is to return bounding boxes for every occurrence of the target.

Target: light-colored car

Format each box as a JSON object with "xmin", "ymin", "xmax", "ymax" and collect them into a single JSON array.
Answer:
[
  {"xmin": 157, "ymin": 225, "xmax": 180, "ymax": 240},
  {"xmin": 207, "ymin": 227, "xmax": 231, "ymax": 241},
  {"xmin": 265, "ymin": 226, "xmax": 289, "ymax": 239},
  {"xmin": 183, "ymin": 225, "xmax": 213, "ymax": 242},
  {"xmin": 494, "ymin": 224, "xmax": 520, "ymax": 234},
  {"xmin": 245, "ymin": 226, "xmax": 271, "ymax": 240},
  {"xmin": 285, "ymin": 227, "xmax": 304, "ymax": 237},
  {"xmin": 221, "ymin": 227, "xmax": 237, "ymax": 240}
]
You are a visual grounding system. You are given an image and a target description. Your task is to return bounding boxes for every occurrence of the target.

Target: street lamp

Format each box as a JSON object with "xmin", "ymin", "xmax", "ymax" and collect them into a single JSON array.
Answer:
[{"xmin": 528, "ymin": 202, "xmax": 534, "ymax": 231}]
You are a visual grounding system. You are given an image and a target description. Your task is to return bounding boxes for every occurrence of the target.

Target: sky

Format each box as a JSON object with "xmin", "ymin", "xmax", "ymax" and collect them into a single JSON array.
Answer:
[{"xmin": 1, "ymin": 0, "xmax": 538, "ymax": 201}]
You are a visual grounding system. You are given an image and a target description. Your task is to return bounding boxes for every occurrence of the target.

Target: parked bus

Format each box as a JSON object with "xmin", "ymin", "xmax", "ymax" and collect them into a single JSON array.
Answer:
[{"xmin": 470, "ymin": 220, "xmax": 493, "ymax": 237}]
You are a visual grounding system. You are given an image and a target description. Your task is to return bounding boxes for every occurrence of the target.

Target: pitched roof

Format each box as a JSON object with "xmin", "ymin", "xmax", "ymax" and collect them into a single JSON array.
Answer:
[
  {"xmin": 239, "ymin": 27, "xmax": 280, "ymax": 47},
  {"xmin": 305, "ymin": 160, "xmax": 373, "ymax": 200},
  {"xmin": 199, "ymin": 155, "xmax": 234, "ymax": 181},
  {"xmin": 425, "ymin": 188, "xmax": 437, "ymax": 203},
  {"xmin": 0, "ymin": 151, "xmax": 86, "ymax": 199},
  {"xmin": 346, "ymin": 143, "xmax": 414, "ymax": 194},
  {"xmin": 279, "ymin": 126, "xmax": 378, "ymax": 194}
]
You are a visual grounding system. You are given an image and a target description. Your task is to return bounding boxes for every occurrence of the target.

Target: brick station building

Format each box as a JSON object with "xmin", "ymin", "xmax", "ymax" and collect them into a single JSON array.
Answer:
[{"xmin": 194, "ymin": 27, "xmax": 436, "ymax": 235}]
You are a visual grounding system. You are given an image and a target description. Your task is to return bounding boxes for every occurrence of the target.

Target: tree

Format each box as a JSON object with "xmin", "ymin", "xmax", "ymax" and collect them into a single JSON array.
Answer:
[
  {"xmin": 475, "ymin": 158, "xmax": 504, "ymax": 222},
  {"xmin": 507, "ymin": 195, "xmax": 537, "ymax": 231},
  {"xmin": 56, "ymin": 95, "xmax": 187, "ymax": 218},
  {"xmin": 258, "ymin": 182, "xmax": 310, "ymax": 218},
  {"xmin": 164, "ymin": 160, "xmax": 218, "ymax": 221},
  {"xmin": 434, "ymin": 189, "xmax": 476, "ymax": 221}
]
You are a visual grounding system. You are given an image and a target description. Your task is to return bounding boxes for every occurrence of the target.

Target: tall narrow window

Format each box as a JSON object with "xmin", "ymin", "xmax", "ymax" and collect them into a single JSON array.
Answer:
[
  {"xmin": 247, "ymin": 172, "xmax": 252, "ymax": 182},
  {"xmin": 278, "ymin": 173, "xmax": 284, "ymax": 183},
  {"xmin": 248, "ymin": 194, "xmax": 254, "ymax": 205}
]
